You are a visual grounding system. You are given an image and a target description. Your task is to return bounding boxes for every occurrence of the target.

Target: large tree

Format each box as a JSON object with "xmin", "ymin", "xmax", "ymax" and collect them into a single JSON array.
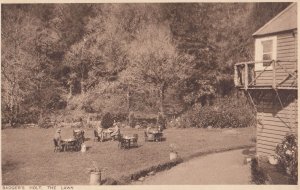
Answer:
[
  {"xmin": 1, "ymin": 6, "xmax": 42, "ymax": 125},
  {"xmin": 128, "ymin": 24, "xmax": 193, "ymax": 115}
]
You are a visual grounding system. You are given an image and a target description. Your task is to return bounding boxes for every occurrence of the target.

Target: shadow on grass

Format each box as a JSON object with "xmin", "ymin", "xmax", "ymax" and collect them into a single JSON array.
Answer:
[
  {"xmin": 84, "ymin": 137, "xmax": 91, "ymax": 141},
  {"xmin": 117, "ymin": 144, "xmax": 143, "ymax": 150},
  {"xmin": 2, "ymin": 160, "xmax": 21, "ymax": 174},
  {"xmin": 145, "ymin": 137, "xmax": 167, "ymax": 142},
  {"xmin": 86, "ymin": 146, "xmax": 93, "ymax": 151}
]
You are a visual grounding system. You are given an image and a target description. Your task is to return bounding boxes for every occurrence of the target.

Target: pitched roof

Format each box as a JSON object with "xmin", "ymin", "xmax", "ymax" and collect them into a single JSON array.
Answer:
[{"xmin": 253, "ymin": 3, "xmax": 297, "ymax": 37}]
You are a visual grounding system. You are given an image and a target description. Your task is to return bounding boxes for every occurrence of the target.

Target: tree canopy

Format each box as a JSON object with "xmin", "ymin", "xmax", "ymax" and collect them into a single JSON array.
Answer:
[{"xmin": 1, "ymin": 3, "xmax": 291, "ymax": 125}]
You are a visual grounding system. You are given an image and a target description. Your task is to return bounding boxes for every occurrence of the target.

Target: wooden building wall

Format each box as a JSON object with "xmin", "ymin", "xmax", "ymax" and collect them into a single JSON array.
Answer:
[
  {"xmin": 255, "ymin": 31, "xmax": 297, "ymax": 87},
  {"xmin": 256, "ymin": 91, "xmax": 297, "ymax": 156}
]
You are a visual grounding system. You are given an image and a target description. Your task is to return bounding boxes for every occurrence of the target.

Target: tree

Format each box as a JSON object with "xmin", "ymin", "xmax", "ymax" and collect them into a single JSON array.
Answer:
[
  {"xmin": 1, "ymin": 6, "xmax": 42, "ymax": 125},
  {"xmin": 128, "ymin": 24, "xmax": 193, "ymax": 116}
]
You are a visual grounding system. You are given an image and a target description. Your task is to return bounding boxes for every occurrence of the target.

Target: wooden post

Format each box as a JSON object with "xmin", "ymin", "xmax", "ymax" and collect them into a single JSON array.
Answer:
[
  {"xmin": 234, "ymin": 65, "xmax": 238, "ymax": 86},
  {"xmin": 272, "ymin": 60, "xmax": 276, "ymax": 89},
  {"xmin": 244, "ymin": 63, "xmax": 248, "ymax": 90}
]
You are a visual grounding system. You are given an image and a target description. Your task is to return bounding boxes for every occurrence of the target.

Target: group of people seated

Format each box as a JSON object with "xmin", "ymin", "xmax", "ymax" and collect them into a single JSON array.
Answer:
[
  {"xmin": 53, "ymin": 128, "xmax": 85, "ymax": 152},
  {"xmin": 145, "ymin": 125, "xmax": 164, "ymax": 142},
  {"xmin": 146, "ymin": 125, "xmax": 163, "ymax": 135},
  {"xmin": 96, "ymin": 121, "xmax": 120, "ymax": 142},
  {"xmin": 54, "ymin": 121, "xmax": 163, "ymax": 151}
]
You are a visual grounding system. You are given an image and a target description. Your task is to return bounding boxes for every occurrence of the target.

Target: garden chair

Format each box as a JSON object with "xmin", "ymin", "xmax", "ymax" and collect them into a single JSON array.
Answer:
[
  {"xmin": 73, "ymin": 138, "xmax": 82, "ymax": 151},
  {"xmin": 118, "ymin": 135, "xmax": 130, "ymax": 149},
  {"xmin": 154, "ymin": 132, "xmax": 163, "ymax": 142},
  {"xmin": 94, "ymin": 130, "xmax": 100, "ymax": 142},
  {"xmin": 132, "ymin": 134, "xmax": 138, "ymax": 147},
  {"xmin": 144, "ymin": 131, "xmax": 148, "ymax": 142},
  {"xmin": 74, "ymin": 130, "xmax": 85, "ymax": 142}
]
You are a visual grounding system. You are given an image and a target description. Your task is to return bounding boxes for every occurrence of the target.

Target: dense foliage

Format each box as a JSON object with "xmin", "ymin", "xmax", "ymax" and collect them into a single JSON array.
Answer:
[
  {"xmin": 275, "ymin": 134, "xmax": 298, "ymax": 184},
  {"xmin": 168, "ymin": 96, "xmax": 255, "ymax": 128},
  {"xmin": 1, "ymin": 3, "xmax": 291, "ymax": 127},
  {"xmin": 101, "ymin": 112, "xmax": 114, "ymax": 129}
]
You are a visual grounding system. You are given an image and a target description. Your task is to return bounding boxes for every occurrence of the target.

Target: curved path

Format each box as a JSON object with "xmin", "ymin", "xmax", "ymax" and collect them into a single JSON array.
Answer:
[{"xmin": 133, "ymin": 149, "xmax": 252, "ymax": 185}]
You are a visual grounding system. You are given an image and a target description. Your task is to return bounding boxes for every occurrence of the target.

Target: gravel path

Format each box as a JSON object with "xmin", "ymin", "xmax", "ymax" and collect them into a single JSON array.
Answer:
[{"xmin": 133, "ymin": 148, "xmax": 252, "ymax": 185}]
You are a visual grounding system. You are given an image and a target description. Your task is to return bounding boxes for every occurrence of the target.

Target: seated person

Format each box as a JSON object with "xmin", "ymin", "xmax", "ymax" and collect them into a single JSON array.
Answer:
[
  {"xmin": 147, "ymin": 125, "xmax": 161, "ymax": 134},
  {"xmin": 54, "ymin": 129, "xmax": 63, "ymax": 149},
  {"xmin": 111, "ymin": 122, "xmax": 120, "ymax": 138},
  {"xmin": 97, "ymin": 125, "xmax": 104, "ymax": 141},
  {"xmin": 158, "ymin": 125, "xmax": 163, "ymax": 132},
  {"xmin": 54, "ymin": 129, "xmax": 62, "ymax": 141},
  {"xmin": 146, "ymin": 126, "xmax": 152, "ymax": 134}
]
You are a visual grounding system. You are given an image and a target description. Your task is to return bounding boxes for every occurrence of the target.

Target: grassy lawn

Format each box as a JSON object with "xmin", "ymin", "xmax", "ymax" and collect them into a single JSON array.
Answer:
[{"xmin": 2, "ymin": 127, "xmax": 255, "ymax": 185}]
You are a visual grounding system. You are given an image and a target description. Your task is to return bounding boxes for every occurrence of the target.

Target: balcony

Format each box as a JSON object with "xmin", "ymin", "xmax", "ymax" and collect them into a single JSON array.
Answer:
[{"xmin": 234, "ymin": 59, "xmax": 297, "ymax": 90}]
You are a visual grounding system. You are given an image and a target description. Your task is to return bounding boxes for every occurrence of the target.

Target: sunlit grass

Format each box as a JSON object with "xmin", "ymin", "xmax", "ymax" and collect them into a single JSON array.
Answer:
[{"xmin": 2, "ymin": 127, "xmax": 255, "ymax": 185}]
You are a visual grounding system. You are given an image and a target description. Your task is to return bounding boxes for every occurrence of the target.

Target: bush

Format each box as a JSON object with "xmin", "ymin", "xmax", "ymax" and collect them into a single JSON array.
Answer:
[
  {"xmin": 175, "ymin": 96, "xmax": 255, "ymax": 128},
  {"xmin": 101, "ymin": 112, "xmax": 114, "ymax": 129},
  {"xmin": 275, "ymin": 134, "xmax": 298, "ymax": 184},
  {"xmin": 216, "ymin": 77, "xmax": 235, "ymax": 97},
  {"xmin": 38, "ymin": 116, "xmax": 55, "ymax": 128},
  {"xmin": 112, "ymin": 112, "xmax": 128, "ymax": 123}
]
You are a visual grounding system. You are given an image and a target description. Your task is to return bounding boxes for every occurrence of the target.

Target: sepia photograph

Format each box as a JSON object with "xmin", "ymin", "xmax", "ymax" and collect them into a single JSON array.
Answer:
[{"xmin": 1, "ymin": 1, "xmax": 298, "ymax": 186}]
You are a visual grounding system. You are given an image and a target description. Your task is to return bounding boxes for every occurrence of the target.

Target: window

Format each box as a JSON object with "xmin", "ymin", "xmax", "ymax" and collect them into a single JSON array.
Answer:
[
  {"xmin": 255, "ymin": 36, "xmax": 277, "ymax": 71},
  {"xmin": 262, "ymin": 40, "xmax": 273, "ymax": 65}
]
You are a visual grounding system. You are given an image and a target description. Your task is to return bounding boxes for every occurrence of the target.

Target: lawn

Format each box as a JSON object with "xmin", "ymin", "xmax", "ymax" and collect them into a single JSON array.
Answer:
[{"xmin": 2, "ymin": 127, "xmax": 255, "ymax": 185}]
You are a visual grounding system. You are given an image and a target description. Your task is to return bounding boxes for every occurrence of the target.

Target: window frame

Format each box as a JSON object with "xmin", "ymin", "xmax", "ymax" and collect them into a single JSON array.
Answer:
[{"xmin": 254, "ymin": 36, "xmax": 277, "ymax": 71}]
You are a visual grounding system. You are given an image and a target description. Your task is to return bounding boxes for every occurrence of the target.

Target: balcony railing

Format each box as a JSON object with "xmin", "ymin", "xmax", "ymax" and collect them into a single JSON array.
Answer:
[{"xmin": 234, "ymin": 59, "xmax": 297, "ymax": 90}]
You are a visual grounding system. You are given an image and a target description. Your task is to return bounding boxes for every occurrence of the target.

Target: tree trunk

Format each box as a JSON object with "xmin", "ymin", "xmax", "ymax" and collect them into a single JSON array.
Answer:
[
  {"xmin": 38, "ymin": 110, "xmax": 43, "ymax": 127},
  {"xmin": 127, "ymin": 87, "xmax": 132, "ymax": 125},
  {"xmin": 127, "ymin": 88, "xmax": 131, "ymax": 113},
  {"xmin": 9, "ymin": 91, "xmax": 14, "ymax": 126},
  {"xmin": 9, "ymin": 82, "xmax": 15, "ymax": 127},
  {"xmin": 159, "ymin": 82, "xmax": 166, "ymax": 116},
  {"xmin": 80, "ymin": 80, "xmax": 85, "ymax": 94}
]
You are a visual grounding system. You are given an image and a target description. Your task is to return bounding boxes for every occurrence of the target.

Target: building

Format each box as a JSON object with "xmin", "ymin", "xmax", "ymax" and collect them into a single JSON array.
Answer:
[{"xmin": 234, "ymin": 3, "xmax": 297, "ymax": 156}]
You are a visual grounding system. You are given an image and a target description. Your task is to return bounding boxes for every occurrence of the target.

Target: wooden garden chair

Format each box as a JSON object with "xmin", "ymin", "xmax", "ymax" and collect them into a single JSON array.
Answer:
[
  {"xmin": 73, "ymin": 129, "xmax": 85, "ymax": 142},
  {"xmin": 118, "ymin": 135, "xmax": 130, "ymax": 149},
  {"xmin": 132, "ymin": 134, "xmax": 138, "ymax": 147}
]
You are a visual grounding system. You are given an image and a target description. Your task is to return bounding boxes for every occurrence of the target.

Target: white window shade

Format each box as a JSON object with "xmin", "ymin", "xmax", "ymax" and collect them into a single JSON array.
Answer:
[{"xmin": 255, "ymin": 36, "xmax": 277, "ymax": 71}]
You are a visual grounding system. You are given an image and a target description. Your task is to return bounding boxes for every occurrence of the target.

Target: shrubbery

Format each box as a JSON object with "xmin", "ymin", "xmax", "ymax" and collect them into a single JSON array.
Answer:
[
  {"xmin": 169, "ymin": 96, "xmax": 255, "ymax": 128},
  {"xmin": 38, "ymin": 116, "xmax": 55, "ymax": 128},
  {"xmin": 112, "ymin": 112, "xmax": 128, "ymax": 123},
  {"xmin": 101, "ymin": 112, "xmax": 114, "ymax": 129},
  {"xmin": 275, "ymin": 133, "xmax": 298, "ymax": 184}
]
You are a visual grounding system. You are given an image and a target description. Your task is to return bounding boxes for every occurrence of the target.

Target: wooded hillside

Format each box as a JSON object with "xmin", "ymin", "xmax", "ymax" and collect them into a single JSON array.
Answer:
[{"xmin": 1, "ymin": 3, "xmax": 291, "ymax": 127}]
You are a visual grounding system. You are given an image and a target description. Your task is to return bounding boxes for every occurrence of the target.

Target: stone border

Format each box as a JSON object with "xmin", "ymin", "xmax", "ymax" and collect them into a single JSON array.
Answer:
[{"xmin": 101, "ymin": 144, "xmax": 255, "ymax": 185}]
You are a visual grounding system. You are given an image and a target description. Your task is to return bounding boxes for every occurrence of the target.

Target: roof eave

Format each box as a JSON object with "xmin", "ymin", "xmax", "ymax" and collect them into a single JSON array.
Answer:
[
  {"xmin": 252, "ymin": 2, "xmax": 296, "ymax": 36},
  {"xmin": 252, "ymin": 28, "xmax": 297, "ymax": 38}
]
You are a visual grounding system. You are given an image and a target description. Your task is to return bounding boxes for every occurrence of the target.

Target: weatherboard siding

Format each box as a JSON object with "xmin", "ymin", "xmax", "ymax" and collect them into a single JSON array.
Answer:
[
  {"xmin": 256, "ymin": 95, "xmax": 297, "ymax": 156},
  {"xmin": 275, "ymin": 31, "xmax": 297, "ymax": 87},
  {"xmin": 254, "ymin": 31, "xmax": 297, "ymax": 87}
]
